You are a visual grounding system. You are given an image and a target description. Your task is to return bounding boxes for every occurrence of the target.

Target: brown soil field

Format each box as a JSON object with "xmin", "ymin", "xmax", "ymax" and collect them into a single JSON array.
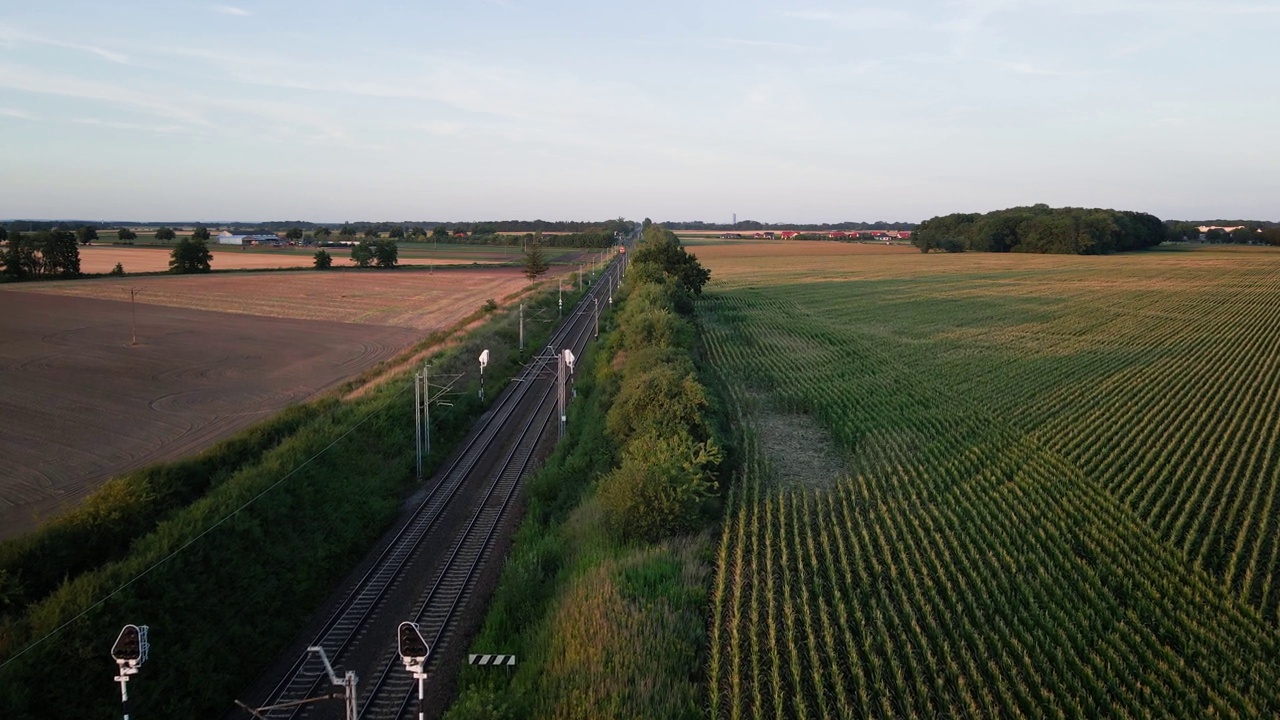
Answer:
[
  {"xmin": 7, "ymin": 267, "xmax": 547, "ymax": 330},
  {"xmin": 0, "ymin": 291, "xmax": 421, "ymax": 541},
  {"xmin": 77, "ymin": 245, "xmax": 503, "ymax": 274},
  {"xmin": 0, "ymin": 266, "xmax": 559, "ymax": 540}
]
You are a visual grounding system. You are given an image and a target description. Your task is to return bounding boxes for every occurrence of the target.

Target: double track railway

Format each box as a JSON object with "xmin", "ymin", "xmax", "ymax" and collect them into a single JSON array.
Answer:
[{"xmin": 240, "ymin": 253, "xmax": 624, "ymax": 720}]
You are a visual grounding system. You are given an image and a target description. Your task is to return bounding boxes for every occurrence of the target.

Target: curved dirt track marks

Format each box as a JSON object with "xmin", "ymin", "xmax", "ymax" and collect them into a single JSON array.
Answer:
[{"xmin": 0, "ymin": 290, "xmax": 421, "ymax": 542}]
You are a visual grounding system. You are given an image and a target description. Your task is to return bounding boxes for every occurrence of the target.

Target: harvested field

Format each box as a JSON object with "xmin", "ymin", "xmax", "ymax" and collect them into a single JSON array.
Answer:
[
  {"xmin": 76, "ymin": 245, "xmax": 505, "ymax": 274},
  {"xmin": 0, "ymin": 266, "xmax": 557, "ymax": 540},
  {"xmin": 8, "ymin": 267, "xmax": 551, "ymax": 330},
  {"xmin": 78, "ymin": 243, "xmax": 596, "ymax": 274},
  {"xmin": 0, "ymin": 291, "xmax": 422, "ymax": 541}
]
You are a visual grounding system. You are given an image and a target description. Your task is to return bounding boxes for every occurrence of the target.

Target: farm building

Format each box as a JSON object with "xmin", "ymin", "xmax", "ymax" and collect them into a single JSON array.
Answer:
[{"xmin": 217, "ymin": 231, "xmax": 280, "ymax": 246}]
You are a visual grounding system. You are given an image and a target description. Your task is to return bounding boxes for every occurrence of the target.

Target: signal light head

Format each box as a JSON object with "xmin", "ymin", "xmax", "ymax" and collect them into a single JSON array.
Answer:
[
  {"xmin": 111, "ymin": 624, "xmax": 149, "ymax": 667},
  {"xmin": 398, "ymin": 621, "xmax": 429, "ymax": 665}
]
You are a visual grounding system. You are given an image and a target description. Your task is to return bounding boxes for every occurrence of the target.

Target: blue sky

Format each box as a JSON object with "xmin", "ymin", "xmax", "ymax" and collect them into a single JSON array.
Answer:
[{"xmin": 1, "ymin": 1, "xmax": 1278, "ymax": 223}]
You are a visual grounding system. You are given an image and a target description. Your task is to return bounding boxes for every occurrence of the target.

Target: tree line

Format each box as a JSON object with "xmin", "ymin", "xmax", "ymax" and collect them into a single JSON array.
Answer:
[
  {"xmin": 912, "ymin": 205, "xmax": 1167, "ymax": 254},
  {"xmin": 663, "ymin": 219, "xmax": 917, "ymax": 231},
  {"xmin": 1164, "ymin": 220, "xmax": 1280, "ymax": 245},
  {"xmin": 0, "ymin": 227, "xmax": 81, "ymax": 278}
]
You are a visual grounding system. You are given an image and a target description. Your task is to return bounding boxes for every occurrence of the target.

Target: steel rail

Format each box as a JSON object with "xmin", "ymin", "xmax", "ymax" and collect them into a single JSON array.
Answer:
[
  {"xmin": 365, "ymin": 255, "xmax": 621, "ymax": 719},
  {"xmin": 252, "ymin": 255, "xmax": 622, "ymax": 718}
]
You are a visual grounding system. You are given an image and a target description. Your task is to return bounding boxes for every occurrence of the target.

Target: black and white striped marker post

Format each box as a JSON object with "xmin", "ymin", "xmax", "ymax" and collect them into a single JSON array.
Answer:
[{"xmin": 468, "ymin": 654, "xmax": 517, "ymax": 667}]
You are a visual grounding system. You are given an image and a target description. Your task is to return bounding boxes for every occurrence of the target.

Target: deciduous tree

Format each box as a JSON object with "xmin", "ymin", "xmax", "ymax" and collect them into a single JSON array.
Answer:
[
  {"xmin": 169, "ymin": 237, "xmax": 212, "ymax": 273},
  {"xmin": 155, "ymin": 226, "xmax": 176, "ymax": 242},
  {"xmin": 351, "ymin": 240, "xmax": 374, "ymax": 268},
  {"xmin": 372, "ymin": 239, "xmax": 398, "ymax": 268},
  {"xmin": 76, "ymin": 225, "xmax": 98, "ymax": 245},
  {"xmin": 313, "ymin": 249, "xmax": 333, "ymax": 269}
]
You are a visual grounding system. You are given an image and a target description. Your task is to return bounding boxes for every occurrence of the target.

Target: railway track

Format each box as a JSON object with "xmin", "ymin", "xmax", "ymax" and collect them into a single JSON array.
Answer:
[{"xmin": 244, "ymin": 253, "xmax": 624, "ymax": 720}]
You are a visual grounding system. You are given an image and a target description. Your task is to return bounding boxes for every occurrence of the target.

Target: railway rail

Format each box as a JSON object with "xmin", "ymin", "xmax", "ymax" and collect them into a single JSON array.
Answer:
[{"xmin": 243, "ymin": 252, "xmax": 624, "ymax": 720}]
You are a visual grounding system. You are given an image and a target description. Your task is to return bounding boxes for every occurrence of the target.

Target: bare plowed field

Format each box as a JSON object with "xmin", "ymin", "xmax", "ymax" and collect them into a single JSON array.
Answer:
[
  {"xmin": 0, "ymin": 292, "xmax": 422, "ymax": 538},
  {"xmin": 77, "ymin": 245, "xmax": 503, "ymax": 274},
  {"xmin": 9, "ymin": 267, "xmax": 540, "ymax": 330},
  {"xmin": 0, "ymin": 291, "xmax": 423, "ymax": 540}
]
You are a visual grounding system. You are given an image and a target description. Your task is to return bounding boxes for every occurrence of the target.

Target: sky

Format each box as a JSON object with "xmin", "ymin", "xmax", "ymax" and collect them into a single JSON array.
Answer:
[{"xmin": 1, "ymin": 1, "xmax": 1278, "ymax": 224}]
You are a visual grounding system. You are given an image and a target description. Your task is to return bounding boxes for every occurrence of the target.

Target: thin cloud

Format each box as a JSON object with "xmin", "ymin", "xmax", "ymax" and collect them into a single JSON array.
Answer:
[
  {"xmin": 214, "ymin": 5, "xmax": 253, "ymax": 16},
  {"xmin": 72, "ymin": 117, "xmax": 185, "ymax": 133},
  {"xmin": 0, "ymin": 24, "xmax": 129, "ymax": 63},
  {"xmin": 1002, "ymin": 61, "xmax": 1095, "ymax": 77},
  {"xmin": 713, "ymin": 37, "xmax": 818, "ymax": 52},
  {"xmin": 0, "ymin": 107, "xmax": 39, "ymax": 120},
  {"xmin": 0, "ymin": 63, "xmax": 211, "ymax": 126},
  {"xmin": 783, "ymin": 8, "xmax": 914, "ymax": 29}
]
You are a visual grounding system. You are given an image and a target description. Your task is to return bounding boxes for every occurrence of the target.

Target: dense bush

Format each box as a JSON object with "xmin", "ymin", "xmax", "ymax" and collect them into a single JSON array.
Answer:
[{"xmin": 597, "ymin": 431, "xmax": 720, "ymax": 542}]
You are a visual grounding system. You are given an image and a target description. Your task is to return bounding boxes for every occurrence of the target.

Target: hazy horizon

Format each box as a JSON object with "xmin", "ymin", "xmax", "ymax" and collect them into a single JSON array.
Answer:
[{"xmin": 3, "ymin": 1, "xmax": 1278, "ymax": 223}]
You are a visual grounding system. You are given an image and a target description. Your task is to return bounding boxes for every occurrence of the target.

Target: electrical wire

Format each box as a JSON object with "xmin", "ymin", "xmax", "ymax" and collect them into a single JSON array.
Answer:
[{"xmin": 0, "ymin": 383, "xmax": 409, "ymax": 673}]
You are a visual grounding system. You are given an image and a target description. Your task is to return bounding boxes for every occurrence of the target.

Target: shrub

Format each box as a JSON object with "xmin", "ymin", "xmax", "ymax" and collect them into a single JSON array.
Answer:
[
  {"xmin": 597, "ymin": 430, "xmax": 720, "ymax": 542},
  {"xmin": 607, "ymin": 363, "xmax": 710, "ymax": 445},
  {"xmin": 109, "ymin": 262, "xmax": 125, "ymax": 276},
  {"xmin": 313, "ymin": 249, "xmax": 332, "ymax": 269}
]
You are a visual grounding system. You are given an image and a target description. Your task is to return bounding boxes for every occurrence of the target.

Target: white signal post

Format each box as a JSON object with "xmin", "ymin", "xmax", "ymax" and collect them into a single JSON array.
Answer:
[
  {"xmin": 593, "ymin": 297, "xmax": 599, "ymax": 338},
  {"xmin": 478, "ymin": 349, "xmax": 490, "ymax": 399},
  {"xmin": 398, "ymin": 622, "xmax": 430, "ymax": 720},
  {"xmin": 519, "ymin": 302, "xmax": 525, "ymax": 351},
  {"xmin": 558, "ymin": 278, "xmax": 563, "ymax": 318},
  {"xmin": 110, "ymin": 624, "xmax": 149, "ymax": 720},
  {"xmin": 558, "ymin": 348, "xmax": 575, "ymax": 439}
]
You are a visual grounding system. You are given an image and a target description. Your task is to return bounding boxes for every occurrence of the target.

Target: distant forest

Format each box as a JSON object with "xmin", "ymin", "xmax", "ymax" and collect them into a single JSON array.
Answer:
[
  {"xmin": 912, "ymin": 205, "xmax": 1168, "ymax": 255},
  {"xmin": 661, "ymin": 219, "xmax": 917, "ymax": 231}
]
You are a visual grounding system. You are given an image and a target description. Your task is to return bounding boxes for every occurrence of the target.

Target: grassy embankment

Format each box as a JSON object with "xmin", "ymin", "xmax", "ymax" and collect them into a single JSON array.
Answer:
[
  {"xmin": 0, "ymin": 274, "xmax": 590, "ymax": 719},
  {"xmin": 444, "ymin": 225, "xmax": 731, "ymax": 720}
]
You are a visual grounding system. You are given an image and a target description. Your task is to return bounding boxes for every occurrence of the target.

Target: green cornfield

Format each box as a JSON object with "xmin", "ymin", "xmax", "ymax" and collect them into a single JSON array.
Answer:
[{"xmin": 698, "ymin": 242, "xmax": 1280, "ymax": 718}]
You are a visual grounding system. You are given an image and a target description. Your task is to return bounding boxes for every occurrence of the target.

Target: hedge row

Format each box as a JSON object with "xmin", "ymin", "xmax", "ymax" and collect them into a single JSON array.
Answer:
[{"xmin": 445, "ymin": 224, "xmax": 729, "ymax": 719}]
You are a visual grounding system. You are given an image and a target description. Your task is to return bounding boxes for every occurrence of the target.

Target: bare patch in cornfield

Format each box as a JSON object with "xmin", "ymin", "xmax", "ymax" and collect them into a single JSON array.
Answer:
[{"xmin": 755, "ymin": 405, "xmax": 846, "ymax": 489}]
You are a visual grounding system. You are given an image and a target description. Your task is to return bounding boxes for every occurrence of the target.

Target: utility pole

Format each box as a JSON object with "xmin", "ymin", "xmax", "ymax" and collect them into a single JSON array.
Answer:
[
  {"xmin": 128, "ymin": 287, "xmax": 142, "ymax": 346},
  {"xmin": 594, "ymin": 297, "xmax": 599, "ymax": 339},
  {"xmin": 413, "ymin": 363, "xmax": 458, "ymax": 481},
  {"xmin": 414, "ymin": 367, "xmax": 423, "ymax": 481},
  {"xmin": 558, "ymin": 278, "xmax": 563, "ymax": 318},
  {"xmin": 307, "ymin": 646, "xmax": 358, "ymax": 720},
  {"xmin": 519, "ymin": 302, "xmax": 525, "ymax": 351}
]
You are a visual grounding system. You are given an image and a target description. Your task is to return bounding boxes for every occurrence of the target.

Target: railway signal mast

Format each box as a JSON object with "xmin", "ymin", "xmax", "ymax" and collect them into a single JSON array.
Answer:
[
  {"xmin": 478, "ymin": 349, "xmax": 490, "ymax": 399},
  {"xmin": 110, "ymin": 624, "xmax": 148, "ymax": 720},
  {"xmin": 558, "ymin": 348, "xmax": 575, "ymax": 439},
  {"xmin": 398, "ymin": 621, "xmax": 431, "ymax": 720}
]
